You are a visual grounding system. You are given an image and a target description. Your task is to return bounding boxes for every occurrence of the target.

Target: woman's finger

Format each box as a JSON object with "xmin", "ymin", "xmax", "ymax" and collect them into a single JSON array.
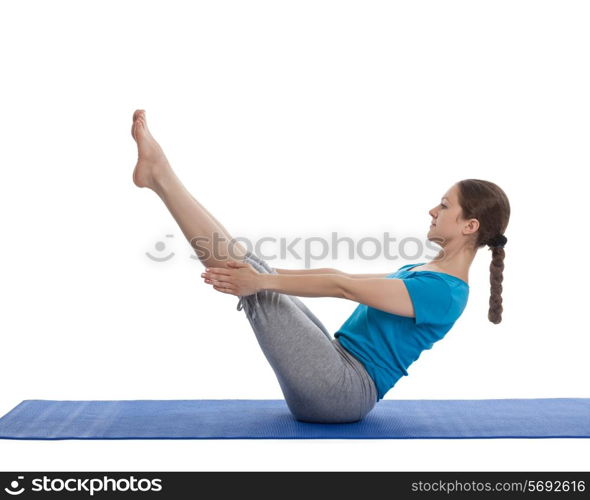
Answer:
[
  {"xmin": 213, "ymin": 284, "xmax": 236, "ymax": 295},
  {"xmin": 206, "ymin": 268, "xmax": 232, "ymax": 276},
  {"xmin": 204, "ymin": 279, "xmax": 228, "ymax": 287},
  {"xmin": 207, "ymin": 274, "xmax": 230, "ymax": 282},
  {"xmin": 206, "ymin": 272, "xmax": 232, "ymax": 282}
]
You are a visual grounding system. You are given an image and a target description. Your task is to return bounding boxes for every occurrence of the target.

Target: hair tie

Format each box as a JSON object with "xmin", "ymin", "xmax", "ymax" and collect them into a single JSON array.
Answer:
[{"xmin": 487, "ymin": 234, "xmax": 507, "ymax": 249}]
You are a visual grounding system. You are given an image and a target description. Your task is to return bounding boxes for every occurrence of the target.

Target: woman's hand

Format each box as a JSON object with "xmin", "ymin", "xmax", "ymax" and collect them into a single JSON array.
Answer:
[{"xmin": 201, "ymin": 260, "xmax": 262, "ymax": 297}]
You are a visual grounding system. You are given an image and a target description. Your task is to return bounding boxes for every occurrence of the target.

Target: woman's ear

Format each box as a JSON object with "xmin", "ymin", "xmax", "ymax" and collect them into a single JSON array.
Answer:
[{"xmin": 464, "ymin": 218, "xmax": 480, "ymax": 235}]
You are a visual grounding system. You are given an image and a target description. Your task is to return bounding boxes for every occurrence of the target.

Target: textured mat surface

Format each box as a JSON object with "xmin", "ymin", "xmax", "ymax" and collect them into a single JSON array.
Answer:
[{"xmin": 0, "ymin": 398, "xmax": 588, "ymax": 440}]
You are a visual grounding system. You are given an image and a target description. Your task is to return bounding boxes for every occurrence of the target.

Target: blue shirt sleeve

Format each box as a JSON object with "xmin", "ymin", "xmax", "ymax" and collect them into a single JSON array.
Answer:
[{"xmin": 400, "ymin": 273, "xmax": 453, "ymax": 326}]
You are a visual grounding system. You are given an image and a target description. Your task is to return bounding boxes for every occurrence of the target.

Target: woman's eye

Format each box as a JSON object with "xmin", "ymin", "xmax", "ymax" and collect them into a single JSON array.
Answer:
[{"xmin": 440, "ymin": 204, "xmax": 447, "ymax": 209}]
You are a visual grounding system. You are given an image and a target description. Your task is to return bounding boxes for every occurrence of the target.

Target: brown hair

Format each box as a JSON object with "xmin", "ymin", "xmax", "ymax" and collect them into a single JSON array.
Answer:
[{"xmin": 456, "ymin": 179, "xmax": 511, "ymax": 324}]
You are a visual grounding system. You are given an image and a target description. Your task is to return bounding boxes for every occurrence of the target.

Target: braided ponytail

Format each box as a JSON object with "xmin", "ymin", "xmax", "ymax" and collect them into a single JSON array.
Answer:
[
  {"xmin": 457, "ymin": 180, "xmax": 510, "ymax": 324},
  {"xmin": 488, "ymin": 246, "xmax": 506, "ymax": 324}
]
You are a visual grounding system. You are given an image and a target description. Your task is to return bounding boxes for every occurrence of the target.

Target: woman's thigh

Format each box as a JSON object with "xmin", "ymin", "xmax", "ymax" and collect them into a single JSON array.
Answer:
[
  {"xmin": 240, "ymin": 251, "xmax": 332, "ymax": 339},
  {"xmin": 237, "ymin": 252, "xmax": 371, "ymax": 422}
]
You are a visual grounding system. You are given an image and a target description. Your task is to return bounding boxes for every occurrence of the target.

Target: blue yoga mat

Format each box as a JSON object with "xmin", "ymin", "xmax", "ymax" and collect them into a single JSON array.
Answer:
[{"xmin": 0, "ymin": 398, "xmax": 588, "ymax": 440}]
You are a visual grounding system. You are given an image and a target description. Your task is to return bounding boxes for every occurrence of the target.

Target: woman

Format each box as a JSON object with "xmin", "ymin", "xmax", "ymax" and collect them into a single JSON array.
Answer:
[{"xmin": 131, "ymin": 109, "xmax": 510, "ymax": 424}]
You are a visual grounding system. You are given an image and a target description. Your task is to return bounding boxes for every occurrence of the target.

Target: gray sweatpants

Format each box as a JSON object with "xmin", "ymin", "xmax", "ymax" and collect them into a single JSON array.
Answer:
[{"xmin": 236, "ymin": 250, "xmax": 378, "ymax": 423}]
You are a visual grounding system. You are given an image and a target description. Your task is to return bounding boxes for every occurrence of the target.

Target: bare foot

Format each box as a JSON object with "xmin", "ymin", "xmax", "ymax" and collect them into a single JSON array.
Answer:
[{"xmin": 131, "ymin": 109, "xmax": 171, "ymax": 189}]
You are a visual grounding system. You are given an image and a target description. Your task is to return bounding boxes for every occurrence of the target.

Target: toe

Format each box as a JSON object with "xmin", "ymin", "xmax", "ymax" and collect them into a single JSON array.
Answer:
[{"xmin": 138, "ymin": 117, "xmax": 150, "ymax": 133}]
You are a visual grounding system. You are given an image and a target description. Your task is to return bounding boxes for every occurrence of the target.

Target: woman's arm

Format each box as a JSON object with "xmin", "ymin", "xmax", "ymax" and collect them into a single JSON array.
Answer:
[
  {"xmin": 260, "ymin": 273, "xmax": 415, "ymax": 316},
  {"xmin": 203, "ymin": 264, "xmax": 348, "ymax": 298},
  {"xmin": 275, "ymin": 268, "xmax": 390, "ymax": 279},
  {"xmin": 203, "ymin": 262, "xmax": 405, "ymax": 313},
  {"xmin": 259, "ymin": 273, "xmax": 348, "ymax": 299},
  {"xmin": 274, "ymin": 267, "xmax": 344, "ymax": 276}
]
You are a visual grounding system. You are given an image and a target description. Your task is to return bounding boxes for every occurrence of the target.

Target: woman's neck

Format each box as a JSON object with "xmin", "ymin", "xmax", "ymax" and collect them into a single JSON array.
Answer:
[{"xmin": 428, "ymin": 247, "xmax": 476, "ymax": 282}]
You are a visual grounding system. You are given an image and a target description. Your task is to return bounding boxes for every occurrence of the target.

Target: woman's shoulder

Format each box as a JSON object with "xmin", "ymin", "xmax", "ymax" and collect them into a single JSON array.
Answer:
[{"xmin": 404, "ymin": 262, "xmax": 469, "ymax": 287}]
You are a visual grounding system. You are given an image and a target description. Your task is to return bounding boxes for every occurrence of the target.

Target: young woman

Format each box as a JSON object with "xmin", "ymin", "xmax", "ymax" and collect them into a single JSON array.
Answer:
[{"xmin": 131, "ymin": 109, "xmax": 511, "ymax": 424}]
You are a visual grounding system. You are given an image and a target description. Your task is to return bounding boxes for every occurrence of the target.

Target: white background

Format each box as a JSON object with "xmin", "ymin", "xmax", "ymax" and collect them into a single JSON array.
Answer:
[{"xmin": 1, "ymin": 0, "xmax": 589, "ymax": 471}]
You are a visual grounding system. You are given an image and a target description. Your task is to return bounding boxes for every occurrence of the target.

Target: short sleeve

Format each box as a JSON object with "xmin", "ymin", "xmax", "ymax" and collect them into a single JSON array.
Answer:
[
  {"xmin": 388, "ymin": 264, "xmax": 415, "ymax": 277},
  {"xmin": 401, "ymin": 273, "xmax": 453, "ymax": 326}
]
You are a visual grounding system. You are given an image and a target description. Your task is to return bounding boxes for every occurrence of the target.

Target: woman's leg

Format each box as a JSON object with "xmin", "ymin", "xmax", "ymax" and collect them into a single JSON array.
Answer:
[
  {"xmin": 238, "ymin": 250, "xmax": 378, "ymax": 423},
  {"xmin": 241, "ymin": 251, "xmax": 333, "ymax": 340},
  {"xmin": 130, "ymin": 110, "xmax": 377, "ymax": 422},
  {"xmin": 131, "ymin": 109, "xmax": 247, "ymax": 269},
  {"xmin": 131, "ymin": 109, "xmax": 331, "ymax": 339}
]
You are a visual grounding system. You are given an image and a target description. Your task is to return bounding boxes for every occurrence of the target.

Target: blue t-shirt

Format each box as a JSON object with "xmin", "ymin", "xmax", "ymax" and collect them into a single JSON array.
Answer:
[{"xmin": 334, "ymin": 262, "xmax": 469, "ymax": 401}]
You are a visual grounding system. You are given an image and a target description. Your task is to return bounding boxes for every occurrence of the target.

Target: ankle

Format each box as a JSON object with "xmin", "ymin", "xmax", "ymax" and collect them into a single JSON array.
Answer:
[{"xmin": 152, "ymin": 165, "xmax": 180, "ymax": 195}]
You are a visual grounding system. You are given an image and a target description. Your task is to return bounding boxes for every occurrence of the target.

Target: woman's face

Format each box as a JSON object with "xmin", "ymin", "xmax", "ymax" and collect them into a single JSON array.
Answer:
[{"xmin": 427, "ymin": 184, "xmax": 474, "ymax": 246}]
